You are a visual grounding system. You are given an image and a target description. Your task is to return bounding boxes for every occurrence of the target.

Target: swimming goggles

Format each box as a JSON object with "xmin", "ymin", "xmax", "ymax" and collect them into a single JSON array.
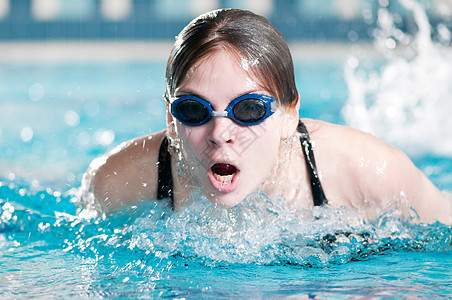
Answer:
[{"xmin": 170, "ymin": 93, "xmax": 277, "ymax": 126}]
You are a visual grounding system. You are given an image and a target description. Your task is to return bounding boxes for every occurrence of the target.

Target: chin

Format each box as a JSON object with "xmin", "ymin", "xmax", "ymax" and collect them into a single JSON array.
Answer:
[{"xmin": 206, "ymin": 193, "xmax": 244, "ymax": 208}]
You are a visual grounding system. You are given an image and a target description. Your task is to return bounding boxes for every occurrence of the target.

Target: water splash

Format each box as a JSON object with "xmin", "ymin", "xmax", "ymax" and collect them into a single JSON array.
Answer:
[
  {"xmin": 129, "ymin": 191, "xmax": 452, "ymax": 267},
  {"xmin": 2, "ymin": 183, "xmax": 451, "ymax": 271},
  {"xmin": 343, "ymin": 0, "xmax": 452, "ymax": 157},
  {"xmin": 0, "ymin": 181, "xmax": 451, "ymax": 300}
]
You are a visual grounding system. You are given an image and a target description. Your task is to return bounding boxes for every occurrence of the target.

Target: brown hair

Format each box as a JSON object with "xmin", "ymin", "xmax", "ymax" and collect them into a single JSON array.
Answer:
[{"xmin": 164, "ymin": 9, "xmax": 298, "ymax": 107}]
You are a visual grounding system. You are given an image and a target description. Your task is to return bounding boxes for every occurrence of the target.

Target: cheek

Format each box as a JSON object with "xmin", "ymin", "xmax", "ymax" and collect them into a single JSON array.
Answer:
[
  {"xmin": 176, "ymin": 124, "xmax": 207, "ymax": 156},
  {"xmin": 242, "ymin": 127, "xmax": 281, "ymax": 166},
  {"xmin": 249, "ymin": 119, "xmax": 284, "ymax": 163}
]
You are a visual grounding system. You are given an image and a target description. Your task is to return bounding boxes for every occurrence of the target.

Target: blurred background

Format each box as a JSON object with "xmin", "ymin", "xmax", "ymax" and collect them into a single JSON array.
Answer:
[{"xmin": 0, "ymin": 0, "xmax": 450, "ymax": 41}]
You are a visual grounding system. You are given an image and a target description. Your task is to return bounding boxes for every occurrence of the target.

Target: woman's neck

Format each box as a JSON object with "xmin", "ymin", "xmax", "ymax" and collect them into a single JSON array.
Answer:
[{"xmin": 261, "ymin": 133, "xmax": 313, "ymax": 209}]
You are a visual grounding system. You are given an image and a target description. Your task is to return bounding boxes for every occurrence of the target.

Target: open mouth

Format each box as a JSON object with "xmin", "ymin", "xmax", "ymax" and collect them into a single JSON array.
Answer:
[
  {"xmin": 211, "ymin": 163, "xmax": 237, "ymax": 185},
  {"xmin": 208, "ymin": 162, "xmax": 240, "ymax": 193}
]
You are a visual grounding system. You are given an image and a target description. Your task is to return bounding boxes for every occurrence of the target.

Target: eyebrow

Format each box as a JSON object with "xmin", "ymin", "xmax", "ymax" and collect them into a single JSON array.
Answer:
[{"xmin": 174, "ymin": 90, "xmax": 268, "ymax": 101}]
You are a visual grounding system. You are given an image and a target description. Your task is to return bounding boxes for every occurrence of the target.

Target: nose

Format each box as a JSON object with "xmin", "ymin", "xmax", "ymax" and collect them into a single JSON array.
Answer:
[{"xmin": 207, "ymin": 117, "xmax": 235, "ymax": 147}]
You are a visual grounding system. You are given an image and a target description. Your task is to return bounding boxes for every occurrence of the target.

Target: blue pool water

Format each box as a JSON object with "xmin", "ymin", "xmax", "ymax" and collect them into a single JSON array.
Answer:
[{"xmin": 1, "ymin": 4, "xmax": 452, "ymax": 299}]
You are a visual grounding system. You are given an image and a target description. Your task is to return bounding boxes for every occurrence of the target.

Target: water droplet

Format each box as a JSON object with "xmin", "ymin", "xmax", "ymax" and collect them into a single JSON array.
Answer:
[
  {"xmin": 28, "ymin": 83, "xmax": 45, "ymax": 101},
  {"xmin": 347, "ymin": 56, "xmax": 359, "ymax": 69},
  {"xmin": 65, "ymin": 110, "xmax": 80, "ymax": 127},
  {"xmin": 78, "ymin": 132, "xmax": 91, "ymax": 146},
  {"xmin": 385, "ymin": 38, "xmax": 396, "ymax": 50},
  {"xmin": 21, "ymin": 126, "xmax": 34, "ymax": 142},
  {"xmin": 93, "ymin": 129, "xmax": 115, "ymax": 146},
  {"xmin": 66, "ymin": 172, "xmax": 76, "ymax": 183},
  {"xmin": 347, "ymin": 30, "xmax": 358, "ymax": 42},
  {"xmin": 379, "ymin": 0, "xmax": 389, "ymax": 8}
]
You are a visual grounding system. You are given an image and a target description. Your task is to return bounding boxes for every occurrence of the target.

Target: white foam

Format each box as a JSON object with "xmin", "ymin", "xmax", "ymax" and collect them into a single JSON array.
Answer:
[
  {"xmin": 343, "ymin": 0, "xmax": 452, "ymax": 157},
  {"xmin": 128, "ymin": 191, "xmax": 375, "ymax": 266}
]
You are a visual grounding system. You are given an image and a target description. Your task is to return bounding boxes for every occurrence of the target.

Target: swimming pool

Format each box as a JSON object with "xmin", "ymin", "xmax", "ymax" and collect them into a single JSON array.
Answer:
[{"xmin": 1, "ymin": 5, "xmax": 452, "ymax": 300}]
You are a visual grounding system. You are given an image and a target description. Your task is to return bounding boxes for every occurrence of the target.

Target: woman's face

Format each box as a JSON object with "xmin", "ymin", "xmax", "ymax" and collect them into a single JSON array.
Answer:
[{"xmin": 170, "ymin": 50, "xmax": 294, "ymax": 207}]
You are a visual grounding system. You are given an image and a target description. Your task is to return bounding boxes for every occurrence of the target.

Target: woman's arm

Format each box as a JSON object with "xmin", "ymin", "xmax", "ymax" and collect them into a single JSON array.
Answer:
[
  {"xmin": 80, "ymin": 130, "xmax": 167, "ymax": 213},
  {"xmin": 306, "ymin": 119, "xmax": 451, "ymax": 224},
  {"xmin": 357, "ymin": 142, "xmax": 452, "ymax": 224}
]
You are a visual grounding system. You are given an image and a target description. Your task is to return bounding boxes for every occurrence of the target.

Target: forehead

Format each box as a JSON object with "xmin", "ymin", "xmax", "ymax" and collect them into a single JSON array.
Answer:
[{"xmin": 176, "ymin": 50, "xmax": 267, "ymax": 98}]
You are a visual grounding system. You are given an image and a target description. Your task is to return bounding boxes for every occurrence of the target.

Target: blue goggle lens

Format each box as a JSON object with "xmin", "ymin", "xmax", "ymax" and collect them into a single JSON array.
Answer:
[
  {"xmin": 170, "ymin": 94, "xmax": 276, "ymax": 126},
  {"xmin": 175, "ymin": 99, "xmax": 209, "ymax": 124},
  {"xmin": 232, "ymin": 98, "xmax": 267, "ymax": 124}
]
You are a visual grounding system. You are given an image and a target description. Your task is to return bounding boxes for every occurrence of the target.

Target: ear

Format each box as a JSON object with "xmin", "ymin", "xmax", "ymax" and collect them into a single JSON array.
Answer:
[{"xmin": 281, "ymin": 94, "xmax": 300, "ymax": 139}]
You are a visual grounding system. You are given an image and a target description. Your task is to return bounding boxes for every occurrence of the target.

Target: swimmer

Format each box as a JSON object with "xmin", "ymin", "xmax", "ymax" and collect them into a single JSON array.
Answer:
[{"xmin": 81, "ymin": 9, "xmax": 451, "ymax": 225}]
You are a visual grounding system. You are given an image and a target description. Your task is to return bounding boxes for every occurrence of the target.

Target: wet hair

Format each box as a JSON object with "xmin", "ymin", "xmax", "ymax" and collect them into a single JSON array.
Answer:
[{"xmin": 164, "ymin": 8, "xmax": 298, "ymax": 107}]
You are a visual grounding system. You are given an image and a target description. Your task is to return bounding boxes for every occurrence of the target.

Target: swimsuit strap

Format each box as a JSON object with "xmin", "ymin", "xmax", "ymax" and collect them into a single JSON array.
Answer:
[
  {"xmin": 297, "ymin": 121, "xmax": 328, "ymax": 206},
  {"xmin": 157, "ymin": 136, "xmax": 174, "ymax": 201},
  {"xmin": 157, "ymin": 123, "xmax": 327, "ymax": 207}
]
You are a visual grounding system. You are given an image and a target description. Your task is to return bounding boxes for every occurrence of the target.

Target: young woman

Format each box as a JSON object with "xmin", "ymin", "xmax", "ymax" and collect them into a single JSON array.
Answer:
[{"xmin": 81, "ymin": 9, "xmax": 451, "ymax": 224}]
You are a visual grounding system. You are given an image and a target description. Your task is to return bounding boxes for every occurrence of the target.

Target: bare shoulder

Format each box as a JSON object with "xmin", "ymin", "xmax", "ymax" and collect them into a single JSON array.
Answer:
[
  {"xmin": 301, "ymin": 118, "xmax": 386, "ymax": 206},
  {"xmin": 302, "ymin": 118, "xmax": 388, "ymax": 149},
  {"xmin": 301, "ymin": 118, "xmax": 451, "ymax": 223},
  {"xmin": 81, "ymin": 129, "xmax": 167, "ymax": 211}
]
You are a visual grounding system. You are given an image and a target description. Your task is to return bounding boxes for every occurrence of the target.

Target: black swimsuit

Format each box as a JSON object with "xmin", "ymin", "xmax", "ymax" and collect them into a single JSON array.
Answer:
[{"xmin": 157, "ymin": 120, "xmax": 327, "ymax": 206}]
